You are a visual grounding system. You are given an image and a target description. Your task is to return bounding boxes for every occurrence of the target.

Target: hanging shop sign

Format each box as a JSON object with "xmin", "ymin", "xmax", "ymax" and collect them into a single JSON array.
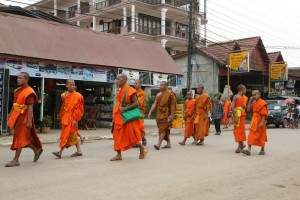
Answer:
[
  {"xmin": 4, "ymin": 59, "xmax": 112, "ymax": 82},
  {"xmin": 152, "ymin": 73, "xmax": 168, "ymax": 85},
  {"xmin": 270, "ymin": 62, "xmax": 288, "ymax": 82},
  {"xmin": 229, "ymin": 51, "xmax": 250, "ymax": 73},
  {"xmin": 121, "ymin": 69, "xmax": 140, "ymax": 85}
]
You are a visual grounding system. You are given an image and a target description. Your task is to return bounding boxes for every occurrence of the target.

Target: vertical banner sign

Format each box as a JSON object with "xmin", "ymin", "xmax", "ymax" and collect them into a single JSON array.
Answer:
[
  {"xmin": 229, "ymin": 51, "xmax": 250, "ymax": 73},
  {"xmin": 270, "ymin": 62, "xmax": 288, "ymax": 81},
  {"xmin": 172, "ymin": 104, "xmax": 183, "ymax": 128}
]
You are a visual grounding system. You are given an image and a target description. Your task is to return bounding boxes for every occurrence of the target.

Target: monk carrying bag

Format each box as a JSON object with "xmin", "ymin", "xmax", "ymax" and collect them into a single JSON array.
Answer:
[{"xmin": 121, "ymin": 88, "xmax": 143, "ymax": 123}]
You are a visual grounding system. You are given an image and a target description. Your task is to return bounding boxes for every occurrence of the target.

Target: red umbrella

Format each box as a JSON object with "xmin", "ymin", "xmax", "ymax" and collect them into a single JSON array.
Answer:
[{"xmin": 282, "ymin": 98, "xmax": 294, "ymax": 104}]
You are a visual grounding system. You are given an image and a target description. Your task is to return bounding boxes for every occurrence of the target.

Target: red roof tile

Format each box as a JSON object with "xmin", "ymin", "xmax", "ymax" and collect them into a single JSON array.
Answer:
[
  {"xmin": 268, "ymin": 52, "xmax": 284, "ymax": 63},
  {"xmin": 0, "ymin": 12, "xmax": 182, "ymax": 75}
]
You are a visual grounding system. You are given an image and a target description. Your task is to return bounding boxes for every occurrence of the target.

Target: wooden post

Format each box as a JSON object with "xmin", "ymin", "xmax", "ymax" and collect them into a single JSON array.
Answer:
[
  {"xmin": 227, "ymin": 65, "xmax": 230, "ymax": 100},
  {"xmin": 268, "ymin": 63, "xmax": 271, "ymax": 97}
]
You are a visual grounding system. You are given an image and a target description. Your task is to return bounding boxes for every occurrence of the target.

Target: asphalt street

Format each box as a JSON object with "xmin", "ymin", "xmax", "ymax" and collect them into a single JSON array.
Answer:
[{"xmin": 1, "ymin": 127, "xmax": 300, "ymax": 200}]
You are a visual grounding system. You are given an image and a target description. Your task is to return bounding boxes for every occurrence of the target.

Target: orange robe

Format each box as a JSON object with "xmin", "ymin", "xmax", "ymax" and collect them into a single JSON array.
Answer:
[
  {"xmin": 156, "ymin": 90, "xmax": 176, "ymax": 141},
  {"xmin": 221, "ymin": 101, "xmax": 231, "ymax": 124},
  {"xmin": 136, "ymin": 88, "xmax": 147, "ymax": 138},
  {"xmin": 194, "ymin": 93, "xmax": 212, "ymax": 141},
  {"xmin": 248, "ymin": 99, "xmax": 268, "ymax": 147},
  {"xmin": 59, "ymin": 92, "xmax": 84, "ymax": 148},
  {"xmin": 7, "ymin": 86, "xmax": 42, "ymax": 151},
  {"xmin": 233, "ymin": 95, "xmax": 248, "ymax": 142},
  {"xmin": 184, "ymin": 99, "xmax": 196, "ymax": 138},
  {"xmin": 113, "ymin": 85, "xmax": 144, "ymax": 151}
]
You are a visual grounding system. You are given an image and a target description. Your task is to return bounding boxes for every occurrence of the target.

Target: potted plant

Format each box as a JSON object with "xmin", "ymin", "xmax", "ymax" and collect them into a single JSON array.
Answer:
[{"xmin": 42, "ymin": 115, "xmax": 53, "ymax": 133}]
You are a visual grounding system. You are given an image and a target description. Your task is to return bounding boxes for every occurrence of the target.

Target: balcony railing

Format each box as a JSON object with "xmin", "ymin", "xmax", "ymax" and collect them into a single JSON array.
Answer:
[
  {"xmin": 127, "ymin": 25, "xmax": 188, "ymax": 39},
  {"xmin": 81, "ymin": 5, "xmax": 90, "ymax": 14},
  {"xmin": 57, "ymin": 12, "xmax": 66, "ymax": 20},
  {"xmin": 137, "ymin": 0, "xmax": 191, "ymax": 11},
  {"xmin": 68, "ymin": 11, "xmax": 76, "ymax": 19},
  {"xmin": 96, "ymin": 0, "xmax": 121, "ymax": 9}
]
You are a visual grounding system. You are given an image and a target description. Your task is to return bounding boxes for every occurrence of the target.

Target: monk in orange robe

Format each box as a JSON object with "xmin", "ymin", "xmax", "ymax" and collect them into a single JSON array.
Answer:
[
  {"xmin": 193, "ymin": 84, "xmax": 212, "ymax": 146},
  {"xmin": 231, "ymin": 84, "xmax": 248, "ymax": 153},
  {"xmin": 242, "ymin": 90, "xmax": 268, "ymax": 156},
  {"xmin": 179, "ymin": 91, "xmax": 196, "ymax": 145},
  {"xmin": 148, "ymin": 81, "xmax": 176, "ymax": 150},
  {"xmin": 59, "ymin": 87, "xmax": 85, "ymax": 144},
  {"xmin": 134, "ymin": 79, "xmax": 147, "ymax": 146},
  {"xmin": 110, "ymin": 74, "xmax": 148, "ymax": 161},
  {"xmin": 5, "ymin": 72, "xmax": 43, "ymax": 167},
  {"xmin": 221, "ymin": 98, "xmax": 231, "ymax": 128},
  {"xmin": 52, "ymin": 79, "xmax": 84, "ymax": 159}
]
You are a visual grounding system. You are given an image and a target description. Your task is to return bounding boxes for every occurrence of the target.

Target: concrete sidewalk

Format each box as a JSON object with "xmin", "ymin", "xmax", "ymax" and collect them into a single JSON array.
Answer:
[{"xmin": 0, "ymin": 119, "xmax": 248, "ymax": 147}]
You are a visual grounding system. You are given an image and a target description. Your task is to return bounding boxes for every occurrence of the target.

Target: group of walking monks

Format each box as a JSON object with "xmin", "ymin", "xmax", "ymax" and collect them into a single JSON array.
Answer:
[
  {"xmin": 4, "ymin": 72, "xmax": 268, "ymax": 167},
  {"xmin": 179, "ymin": 84, "xmax": 268, "ymax": 156}
]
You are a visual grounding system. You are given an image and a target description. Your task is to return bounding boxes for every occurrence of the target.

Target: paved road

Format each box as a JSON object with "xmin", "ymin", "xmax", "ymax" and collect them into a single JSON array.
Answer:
[{"xmin": 1, "ymin": 127, "xmax": 300, "ymax": 200}]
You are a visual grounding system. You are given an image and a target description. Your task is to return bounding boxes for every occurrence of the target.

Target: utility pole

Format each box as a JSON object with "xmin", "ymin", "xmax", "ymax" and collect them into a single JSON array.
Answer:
[{"xmin": 187, "ymin": 0, "xmax": 194, "ymax": 91}]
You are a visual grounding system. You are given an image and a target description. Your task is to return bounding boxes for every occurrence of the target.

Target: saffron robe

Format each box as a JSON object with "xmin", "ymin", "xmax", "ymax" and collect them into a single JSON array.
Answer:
[
  {"xmin": 221, "ymin": 101, "xmax": 231, "ymax": 124},
  {"xmin": 184, "ymin": 99, "xmax": 196, "ymax": 138},
  {"xmin": 194, "ymin": 93, "xmax": 212, "ymax": 140},
  {"xmin": 136, "ymin": 88, "xmax": 147, "ymax": 138},
  {"xmin": 156, "ymin": 90, "xmax": 176, "ymax": 141},
  {"xmin": 8, "ymin": 86, "xmax": 42, "ymax": 151},
  {"xmin": 233, "ymin": 95, "xmax": 248, "ymax": 142},
  {"xmin": 59, "ymin": 91, "xmax": 84, "ymax": 148},
  {"xmin": 248, "ymin": 99, "xmax": 268, "ymax": 147},
  {"xmin": 112, "ymin": 85, "xmax": 143, "ymax": 151}
]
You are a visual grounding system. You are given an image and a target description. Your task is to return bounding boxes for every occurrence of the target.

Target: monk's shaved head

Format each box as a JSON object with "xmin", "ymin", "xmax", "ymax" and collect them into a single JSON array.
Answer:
[
  {"xmin": 237, "ymin": 84, "xmax": 246, "ymax": 91},
  {"xmin": 135, "ymin": 79, "xmax": 142, "ymax": 84},
  {"xmin": 187, "ymin": 90, "xmax": 193, "ymax": 95},
  {"xmin": 161, "ymin": 81, "xmax": 168, "ymax": 86},
  {"xmin": 66, "ymin": 79, "xmax": 75, "ymax": 84},
  {"xmin": 252, "ymin": 90, "xmax": 260, "ymax": 95},
  {"xmin": 198, "ymin": 84, "xmax": 204, "ymax": 89},
  {"xmin": 117, "ymin": 73, "xmax": 128, "ymax": 81},
  {"xmin": 19, "ymin": 72, "xmax": 30, "ymax": 80}
]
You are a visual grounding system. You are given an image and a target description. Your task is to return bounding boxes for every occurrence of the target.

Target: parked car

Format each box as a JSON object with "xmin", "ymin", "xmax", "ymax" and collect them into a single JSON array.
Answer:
[{"xmin": 267, "ymin": 103, "xmax": 288, "ymax": 128}]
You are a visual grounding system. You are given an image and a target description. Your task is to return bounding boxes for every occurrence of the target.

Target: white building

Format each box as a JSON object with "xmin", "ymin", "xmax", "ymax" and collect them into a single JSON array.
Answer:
[{"xmin": 26, "ymin": 0, "xmax": 207, "ymax": 54}]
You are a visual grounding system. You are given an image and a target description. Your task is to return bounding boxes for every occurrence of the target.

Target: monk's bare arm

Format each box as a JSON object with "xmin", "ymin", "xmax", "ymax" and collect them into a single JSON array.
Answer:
[
  {"xmin": 259, "ymin": 116, "xmax": 266, "ymax": 128},
  {"xmin": 27, "ymin": 104, "xmax": 34, "ymax": 128},
  {"xmin": 119, "ymin": 95, "xmax": 139, "ymax": 113},
  {"xmin": 247, "ymin": 96, "xmax": 255, "ymax": 112},
  {"xmin": 148, "ymin": 94, "xmax": 159, "ymax": 118},
  {"xmin": 231, "ymin": 95, "xmax": 237, "ymax": 113}
]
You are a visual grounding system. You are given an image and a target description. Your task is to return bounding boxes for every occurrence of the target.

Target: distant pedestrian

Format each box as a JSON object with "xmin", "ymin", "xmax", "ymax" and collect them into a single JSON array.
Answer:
[
  {"xmin": 291, "ymin": 105, "xmax": 299, "ymax": 129},
  {"xmin": 242, "ymin": 90, "xmax": 268, "ymax": 156},
  {"xmin": 5, "ymin": 72, "xmax": 43, "ymax": 167},
  {"xmin": 221, "ymin": 98, "xmax": 231, "ymax": 129},
  {"xmin": 211, "ymin": 96, "xmax": 224, "ymax": 135}
]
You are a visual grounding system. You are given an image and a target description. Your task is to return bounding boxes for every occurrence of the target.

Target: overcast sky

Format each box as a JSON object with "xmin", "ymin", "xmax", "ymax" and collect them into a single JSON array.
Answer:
[{"xmin": 1, "ymin": 0, "xmax": 299, "ymax": 67}]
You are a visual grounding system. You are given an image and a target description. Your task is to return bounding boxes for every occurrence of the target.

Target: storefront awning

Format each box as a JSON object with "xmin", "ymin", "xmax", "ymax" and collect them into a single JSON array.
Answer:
[{"xmin": 0, "ymin": 13, "xmax": 182, "ymax": 75}]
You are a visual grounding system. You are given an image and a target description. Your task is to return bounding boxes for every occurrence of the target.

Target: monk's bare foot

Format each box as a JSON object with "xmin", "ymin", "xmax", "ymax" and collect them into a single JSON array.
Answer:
[
  {"xmin": 5, "ymin": 160, "xmax": 20, "ymax": 167},
  {"xmin": 192, "ymin": 141, "xmax": 197, "ymax": 145},
  {"xmin": 110, "ymin": 155, "xmax": 122, "ymax": 161},
  {"xmin": 179, "ymin": 141, "xmax": 185, "ymax": 145},
  {"xmin": 241, "ymin": 149, "xmax": 251, "ymax": 156},
  {"xmin": 34, "ymin": 149, "xmax": 43, "ymax": 162},
  {"xmin": 197, "ymin": 141, "xmax": 204, "ymax": 146},
  {"xmin": 81, "ymin": 137, "xmax": 85, "ymax": 145},
  {"xmin": 154, "ymin": 145, "xmax": 160, "ymax": 150},
  {"xmin": 52, "ymin": 151, "xmax": 61, "ymax": 159},
  {"xmin": 139, "ymin": 148, "xmax": 148, "ymax": 159},
  {"xmin": 259, "ymin": 150, "xmax": 265, "ymax": 155},
  {"xmin": 162, "ymin": 145, "xmax": 171, "ymax": 149}
]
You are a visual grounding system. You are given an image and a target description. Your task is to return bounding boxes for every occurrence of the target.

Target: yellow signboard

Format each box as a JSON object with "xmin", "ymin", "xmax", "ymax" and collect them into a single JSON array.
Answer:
[
  {"xmin": 172, "ymin": 104, "xmax": 183, "ymax": 129},
  {"xmin": 229, "ymin": 51, "xmax": 250, "ymax": 73},
  {"xmin": 270, "ymin": 62, "xmax": 288, "ymax": 81}
]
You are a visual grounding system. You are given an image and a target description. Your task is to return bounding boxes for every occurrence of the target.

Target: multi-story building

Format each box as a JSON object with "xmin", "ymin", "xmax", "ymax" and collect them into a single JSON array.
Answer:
[{"xmin": 26, "ymin": 0, "xmax": 207, "ymax": 54}]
